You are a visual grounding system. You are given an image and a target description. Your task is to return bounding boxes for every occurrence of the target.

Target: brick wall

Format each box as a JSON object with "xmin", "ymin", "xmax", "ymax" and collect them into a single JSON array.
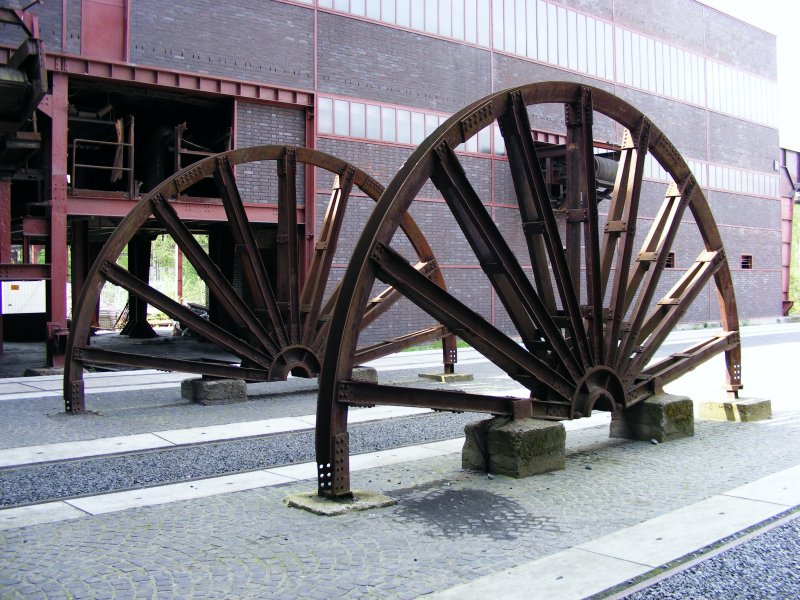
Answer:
[
  {"xmin": 130, "ymin": 0, "xmax": 313, "ymax": 89},
  {"xmin": 317, "ymin": 12, "xmax": 492, "ymax": 113},
  {"xmin": 0, "ymin": 1, "xmax": 63, "ymax": 49},
  {"xmin": 708, "ymin": 113, "xmax": 779, "ymax": 172},
  {"xmin": 614, "ymin": 0, "xmax": 705, "ymax": 55},
  {"xmin": 235, "ymin": 102, "xmax": 306, "ymax": 204},
  {"xmin": 703, "ymin": 6, "xmax": 777, "ymax": 78}
]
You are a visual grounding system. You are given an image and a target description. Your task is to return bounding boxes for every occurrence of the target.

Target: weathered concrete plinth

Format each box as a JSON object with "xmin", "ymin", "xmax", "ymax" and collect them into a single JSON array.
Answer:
[
  {"xmin": 284, "ymin": 490, "xmax": 396, "ymax": 516},
  {"xmin": 699, "ymin": 397, "xmax": 772, "ymax": 422},
  {"xmin": 610, "ymin": 393, "xmax": 693, "ymax": 442},
  {"xmin": 351, "ymin": 366, "xmax": 378, "ymax": 383},
  {"xmin": 181, "ymin": 377, "xmax": 247, "ymax": 405},
  {"xmin": 462, "ymin": 416, "xmax": 565, "ymax": 477},
  {"xmin": 24, "ymin": 367, "xmax": 63, "ymax": 377},
  {"xmin": 418, "ymin": 372, "xmax": 474, "ymax": 383}
]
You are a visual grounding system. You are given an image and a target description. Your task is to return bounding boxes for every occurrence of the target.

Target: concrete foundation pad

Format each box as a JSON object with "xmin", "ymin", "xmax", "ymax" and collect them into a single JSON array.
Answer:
[
  {"xmin": 610, "ymin": 393, "xmax": 693, "ymax": 442},
  {"xmin": 463, "ymin": 416, "xmax": 565, "ymax": 477},
  {"xmin": 24, "ymin": 367, "xmax": 63, "ymax": 377},
  {"xmin": 181, "ymin": 377, "xmax": 247, "ymax": 405},
  {"xmin": 699, "ymin": 398, "xmax": 772, "ymax": 422},
  {"xmin": 284, "ymin": 490, "xmax": 396, "ymax": 516},
  {"xmin": 351, "ymin": 366, "xmax": 378, "ymax": 384},
  {"xmin": 418, "ymin": 372, "xmax": 474, "ymax": 383}
]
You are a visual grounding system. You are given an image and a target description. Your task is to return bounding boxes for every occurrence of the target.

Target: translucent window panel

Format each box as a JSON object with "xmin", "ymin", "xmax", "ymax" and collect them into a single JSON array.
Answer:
[
  {"xmin": 547, "ymin": 3, "xmax": 558, "ymax": 64},
  {"xmin": 567, "ymin": 10, "xmax": 577, "ymax": 70},
  {"xmin": 622, "ymin": 30, "xmax": 632, "ymax": 85},
  {"xmin": 318, "ymin": 97, "xmax": 333, "ymax": 134},
  {"xmin": 537, "ymin": 1, "xmax": 548, "ymax": 60},
  {"xmin": 396, "ymin": 109, "xmax": 411, "ymax": 144},
  {"xmin": 439, "ymin": 0, "xmax": 451, "ymax": 36},
  {"xmin": 526, "ymin": 0, "xmax": 537, "ymax": 59},
  {"xmin": 411, "ymin": 0, "xmax": 424, "ymax": 30},
  {"xmin": 747, "ymin": 171, "xmax": 754, "ymax": 194},
  {"xmin": 452, "ymin": 0, "xmax": 465, "ymax": 40},
  {"xmin": 411, "ymin": 112, "xmax": 425, "ymax": 144},
  {"xmin": 707, "ymin": 60, "xmax": 716, "ymax": 110},
  {"xmin": 663, "ymin": 44, "xmax": 672, "ymax": 97},
  {"xmin": 351, "ymin": 0, "xmax": 366, "ymax": 15},
  {"xmin": 425, "ymin": 113, "xmax": 439, "ymax": 137},
  {"xmin": 466, "ymin": 134, "xmax": 478, "ymax": 153},
  {"xmin": 494, "ymin": 125, "xmax": 506, "ymax": 155},
  {"xmin": 350, "ymin": 102, "xmax": 366, "ymax": 138},
  {"xmin": 647, "ymin": 38, "xmax": 655, "ymax": 92},
  {"xmin": 366, "ymin": 0, "xmax": 380, "ymax": 19},
  {"xmin": 557, "ymin": 6, "xmax": 567, "ymax": 67},
  {"xmin": 334, "ymin": 0, "xmax": 348, "ymax": 11},
  {"xmin": 669, "ymin": 45, "xmax": 678, "ymax": 98},
  {"xmin": 366, "ymin": 105, "xmax": 381, "ymax": 140},
  {"xmin": 604, "ymin": 23, "xmax": 613, "ymax": 79},
  {"xmin": 654, "ymin": 41, "xmax": 664, "ymax": 94},
  {"xmin": 396, "ymin": 0, "xmax": 411, "ymax": 26},
  {"xmin": 504, "ymin": 0, "xmax": 516, "ymax": 53},
  {"xmin": 334, "ymin": 100, "xmax": 350, "ymax": 136},
  {"xmin": 477, "ymin": 0, "xmax": 490, "ymax": 46},
  {"xmin": 577, "ymin": 14, "xmax": 586, "ymax": 73},
  {"xmin": 493, "ymin": 0, "xmax": 504, "ymax": 50},
  {"xmin": 381, "ymin": 107, "xmax": 396, "ymax": 142},
  {"xmin": 694, "ymin": 54, "xmax": 703, "ymax": 105},
  {"xmin": 319, "ymin": 0, "xmax": 333, "ymax": 8},
  {"xmin": 383, "ymin": 0, "xmax": 396, "ymax": 23},
  {"xmin": 630, "ymin": 33, "xmax": 640, "ymax": 88},
  {"xmin": 465, "ymin": 0, "xmax": 477, "ymax": 44},
  {"xmin": 516, "ymin": 0, "xmax": 527, "ymax": 56},
  {"xmin": 708, "ymin": 164, "xmax": 716, "ymax": 188},
  {"xmin": 732, "ymin": 69, "xmax": 740, "ymax": 116},
  {"xmin": 424, "ymin": 0, "xmax": 437, "ymax": 33},
  {"xmin": 478, "ymin": 127, "xmax": 491, "ymax": 153},
  {"xmin": 586, "ymin": 16, "xmax": 596, "ymax": 75}
]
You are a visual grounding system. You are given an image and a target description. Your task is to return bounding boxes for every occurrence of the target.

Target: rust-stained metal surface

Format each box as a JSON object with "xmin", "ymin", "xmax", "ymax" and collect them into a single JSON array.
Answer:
[
  {"xmin": 315, "ymin": 82, "xmax": 741, "ymax": 499},
  {"xmin": 64, "ymin": 145, "xmax": 457, "ymax": 413}
]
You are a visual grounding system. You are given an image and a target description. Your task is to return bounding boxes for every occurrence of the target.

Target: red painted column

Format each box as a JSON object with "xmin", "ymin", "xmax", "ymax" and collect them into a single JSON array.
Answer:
[
  {"xmin": 303, "ymin": 105, "xmax": 316, "ymax": 287},
  {"xmin": 46, "ymin": 72, "xmax": 69, "ymax": 366}
]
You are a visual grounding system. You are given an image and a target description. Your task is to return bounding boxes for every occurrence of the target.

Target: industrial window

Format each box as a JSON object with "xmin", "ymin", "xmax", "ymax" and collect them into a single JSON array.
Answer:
[
  {"xmin": 665, "ymin": 252, "xmax": 676, "ymax": 269},
  {"xmin": 741, "ymin": 255, "xmax": 753, "ymax": 270}
]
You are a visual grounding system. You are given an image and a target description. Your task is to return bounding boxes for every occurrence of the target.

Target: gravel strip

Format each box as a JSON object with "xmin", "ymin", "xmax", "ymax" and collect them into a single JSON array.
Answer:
[
  {"xmin": 626, "ymin": 514, "xmax": 800, "ymax": 599},
  {"xmin": 0, "ymin": 411, "xmax": 482, "ymax": 507}
]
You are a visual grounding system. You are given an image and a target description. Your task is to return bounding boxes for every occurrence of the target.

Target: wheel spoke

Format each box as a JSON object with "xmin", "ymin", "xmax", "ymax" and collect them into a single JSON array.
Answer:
[
  {"xmin": 99, "ymin": 261, "xmax": 274, "ymax": 367},
  {"xmin": 277, "ymin": 148, "xmax": 301, "ymax": 343},
  {"xmin": 214, "ymin": 154, "xmax": 288, "ymax": 346},
  {"xmin": 150, "ymin": 193, "xmax": 279, "ymax": 356},
  {"xmin": 300, "ymin": 165, "xmax": 356, "ymax": 345},
  {"xmin": 600, "ymin": 120, "xmax": 651, "ymax": 365},
  {"xmin": 615, "ymin": 178, "xmax": 697, "ymax": 371},
  {"xmin": 431, "ymin": 140, "xmax": 581, "ymax": 380},
  {"xmin": 499, "ymin": 90, "xmax": 592, "ymax": 369},
  {"xmin": 628, "ymin": 330, "xmax": 740, "ymax": 403},
  {"xmin": 624, "ymin": 248, "xmax": 726, "ymax": 384},
  {"xmin": 370, "ymin": 241, "xmax": 574, "ymax": 400},
  {"xmin": 73, "ymin": 346, "xmax": 270, "ymax": 381},
  {"xmin": 565, "ymin": 88, "xmax": 603, "ymax": 363},
  {"xmin": 337, "ymin": 380, "xmax": 546, "ymax": 418},
  {"xmin": 354, "ymin": 325, "xmax": 447, "ymax": 364}
]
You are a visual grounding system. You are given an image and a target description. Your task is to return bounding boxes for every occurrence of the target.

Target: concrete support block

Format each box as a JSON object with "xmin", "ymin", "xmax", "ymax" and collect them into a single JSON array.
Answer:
[
  {"xmin": 351, "ymin": 366, "xmax": 378, "ymax": 384},
  {"xmin": 699, "ymin": 398, "xmax": 772, "ymax": 422},
  {"xmin": 181, "ymin": 377, "xmax": 247, "ymax": 405},
  {"xmin": 284, "ymin": 490, "xmax": 396, "ymax": 516},
  {"xmin": 418, "ymin": 372, "xmax": 474, "ymax": 383},
  {"xmin": 610, "ymin": 393, "xmax": 694, "ymax": 442},
  {"xmin": 24, "ymin": 367, "xmax": 63, "ymax": 377},
  {"xmin": 462, "ymin": 416, "xmax": 566, "ymax": 478}
]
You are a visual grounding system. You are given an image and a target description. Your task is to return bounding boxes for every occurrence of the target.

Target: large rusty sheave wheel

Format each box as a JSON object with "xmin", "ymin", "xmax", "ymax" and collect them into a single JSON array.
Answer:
[
  {"xmin": 316, "ymin": 82, "xmax": 742, "ymax": 498},
  {"xmin": 65, "ymin": 146, "xmax": 456, "ymax": 413}
]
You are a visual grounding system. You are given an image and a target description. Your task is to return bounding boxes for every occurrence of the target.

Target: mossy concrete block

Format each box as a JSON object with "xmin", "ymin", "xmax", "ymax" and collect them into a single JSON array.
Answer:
[
  {"xmin": 610, "ymin": 393, "xmax": 694, "ymax": 442},
  {"xmin": 181, "ymin": 377, "xmax": 247, "ymax": 405},
  {"xmin": 284, "ymin": 490, "xmax": 396, "ymax": 516},
  {"xmin": 418, "ymin": 372, "xmax": 474, "ymax": 383},
  {"xmin": 351, "ymin": 366, "xmax": 378, "ymax": 383},
  {"xmin": 699, "ymin": 398, "xmax": 772, "ymax": 422},
  {"xmin": 463, "ymin": 416, "xmax": 566, "ymax": 478}
]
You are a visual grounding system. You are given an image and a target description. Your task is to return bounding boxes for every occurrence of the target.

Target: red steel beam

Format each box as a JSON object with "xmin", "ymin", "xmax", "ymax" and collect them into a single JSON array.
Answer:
[
  {"xmin": 67, "ymin": 195, "xmax": 304, "ymax": 223},
  {"xmin": 0, "ymin": 263, "xmax": 50, "ymax": 279}
]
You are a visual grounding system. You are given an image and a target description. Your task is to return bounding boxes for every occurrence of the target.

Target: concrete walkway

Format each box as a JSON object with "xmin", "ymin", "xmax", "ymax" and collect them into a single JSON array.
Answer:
[{"xmin": 0, "ymin": 323, "xmax": 798, "ymax": 599}]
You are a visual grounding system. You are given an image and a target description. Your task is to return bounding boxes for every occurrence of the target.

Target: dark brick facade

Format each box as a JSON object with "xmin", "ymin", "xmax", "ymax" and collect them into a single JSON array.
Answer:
[{"xmin": 130, "ymin": 0, "xmax": 313, "ymax": 89}]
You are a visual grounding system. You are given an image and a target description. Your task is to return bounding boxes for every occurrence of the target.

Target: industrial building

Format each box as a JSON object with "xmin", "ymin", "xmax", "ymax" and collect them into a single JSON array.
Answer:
[{"xmin": 0, "ymin": 0, "xmax": 784, "ymax": 368}]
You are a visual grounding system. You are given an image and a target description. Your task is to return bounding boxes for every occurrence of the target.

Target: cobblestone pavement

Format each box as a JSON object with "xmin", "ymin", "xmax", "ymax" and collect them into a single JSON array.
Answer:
[
  {"xmin": 2, "ymin": 415, "xmax": 799, "ymax": 599},
  {"xmin": 1, "ymin": 325, "xmax": 799, "ymax": 599}
]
